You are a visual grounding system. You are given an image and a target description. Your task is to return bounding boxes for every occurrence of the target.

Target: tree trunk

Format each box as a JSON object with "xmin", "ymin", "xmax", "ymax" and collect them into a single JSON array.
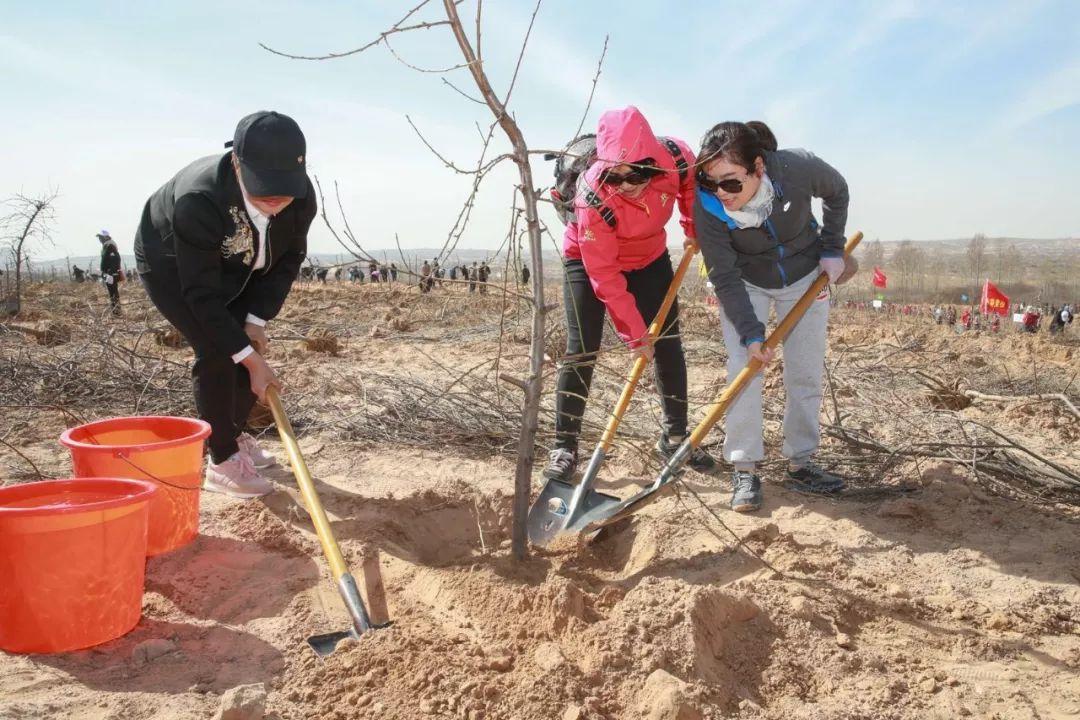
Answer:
[{"xmin": 444, "ymin": 0, "xmax": 547, "ymax": 560}]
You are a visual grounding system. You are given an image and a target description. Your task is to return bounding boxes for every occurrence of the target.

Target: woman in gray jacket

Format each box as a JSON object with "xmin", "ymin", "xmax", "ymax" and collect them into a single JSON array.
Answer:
[{"xmin": 695, "ymin": 121, "xmax": 855, "ymax": 512}]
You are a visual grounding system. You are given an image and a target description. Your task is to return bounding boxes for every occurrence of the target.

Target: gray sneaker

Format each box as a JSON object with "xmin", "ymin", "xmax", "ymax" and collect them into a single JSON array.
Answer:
[
  {"xmin": 786, "ymin": 462, "xmax": 846, "ymax": 494},
  {"xmin": 542, "ymin": 448, "xmax": 577, "ymax": 483},
  {"xmin": 731, "ymin": 471, "xmax": 762, "ymax": 513}
]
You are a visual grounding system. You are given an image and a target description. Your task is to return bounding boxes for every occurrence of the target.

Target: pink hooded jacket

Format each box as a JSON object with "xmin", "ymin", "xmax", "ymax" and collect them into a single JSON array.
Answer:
[{"xmin": 563, "ymin": 107, "xmax": 697, "ymax": 347}]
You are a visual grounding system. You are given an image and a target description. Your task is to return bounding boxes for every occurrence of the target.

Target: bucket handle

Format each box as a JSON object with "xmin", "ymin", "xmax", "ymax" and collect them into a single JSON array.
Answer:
[{"xmin": 115, "ymin": 451, "xmax": 200, "ymax": 492}]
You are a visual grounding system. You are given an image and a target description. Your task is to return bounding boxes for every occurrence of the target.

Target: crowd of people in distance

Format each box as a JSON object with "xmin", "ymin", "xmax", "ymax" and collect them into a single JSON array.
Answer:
[{"xmin": 842, "ymin": 299, "xmax": 1075, "ymax": 335}]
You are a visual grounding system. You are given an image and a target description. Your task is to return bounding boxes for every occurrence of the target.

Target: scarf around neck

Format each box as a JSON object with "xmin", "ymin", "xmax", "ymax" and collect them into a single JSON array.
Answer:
[{"xmin": 725, "ymin": 173, "xmax": 775, "ymax": 229}]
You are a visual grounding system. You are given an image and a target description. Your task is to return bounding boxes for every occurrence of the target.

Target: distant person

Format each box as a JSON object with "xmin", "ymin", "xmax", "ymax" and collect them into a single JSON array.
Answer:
[
  {"xmin": 315, "ymin": 267, "xmax": 329, "ymax": 283},
  {"xmin": 1049, "ymin": 306, "xmax": 1064, "ymax": 334},
  {"xmin": 133, "ymin": 110, "xmax": 315, "ymax": 498},
  {"xmin": 520, "ymin": 262, "xmax": 530, "ymax": 286},
  {"xmin": 420, "ymin": 260, "xmax": 432, "ymax": 293},
  {"xmin": 334, "ymin": 267, "xmax": 342, "ymax": 281},
  {"xmin": 696, "ymin": 119, "xmax": 852, "ymax": 512},
  {"xmin": 449, "ymin": 265, "xmax": 458, "ymax": 283},
  {"xmin": 71, "ymin": 265, "xmax": 86, "ymax": 283},
  {"xmin": 478, "ymin": 261, "xmax": 490, "ymax": 294},
  {"xmin": 97, "ymin": 230, "xmax": 122, "ymax": 315},
  {"xmin": 468, "ymin": 262, "xmax": 478, "ymax": 293},
  {"xmin": 1022, "ymin": 307, "xmax": 1039, "ymax": 333},
  {"xmin": 348, "ymin": 265, "xmax": 361, "ymax": 283}
]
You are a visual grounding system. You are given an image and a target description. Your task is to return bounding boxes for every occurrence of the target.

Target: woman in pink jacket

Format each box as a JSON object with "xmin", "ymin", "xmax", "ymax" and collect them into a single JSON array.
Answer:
[{"xmin": 544, "ymin": 106, "xmax": 716, "ymax": 483}]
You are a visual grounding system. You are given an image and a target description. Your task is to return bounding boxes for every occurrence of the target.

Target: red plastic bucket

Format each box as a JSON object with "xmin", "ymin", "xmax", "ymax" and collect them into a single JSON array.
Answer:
[
  {"xmin": 0, "ymin": 478, "xmax": 157, "ymax": 654},
  {"xmin": 60, "ymin": 416, "xmax": 211, "ymax": 556}
]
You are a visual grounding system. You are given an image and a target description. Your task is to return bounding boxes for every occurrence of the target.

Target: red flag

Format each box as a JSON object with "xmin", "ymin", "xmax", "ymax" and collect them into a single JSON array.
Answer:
[
  {"xmin": 980, "ymin": 280, "xmax": 1009, "ymax": 317},
  {"xmin": 872, "ymin": 267, "xmax": 887, "ymax": 289}
]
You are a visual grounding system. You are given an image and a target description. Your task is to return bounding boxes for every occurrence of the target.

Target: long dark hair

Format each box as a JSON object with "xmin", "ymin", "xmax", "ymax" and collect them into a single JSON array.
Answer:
[{"xmin": 697, "ymin": 121, "xmax": 777, "ymax": 173}]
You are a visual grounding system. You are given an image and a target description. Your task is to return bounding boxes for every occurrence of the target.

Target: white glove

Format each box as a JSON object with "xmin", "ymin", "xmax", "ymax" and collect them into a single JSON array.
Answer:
[
  {"xmin": 819, "ymin": 257, "xmax": 845, "ymax": 284},
  {"xmin": 103, "ymin": 274, "xmax": 114, "ymax": 285}
]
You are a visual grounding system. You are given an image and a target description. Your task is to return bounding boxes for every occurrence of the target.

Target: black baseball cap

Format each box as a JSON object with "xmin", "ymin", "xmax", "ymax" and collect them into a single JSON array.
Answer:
[{"xmin": 226, "ymin": 111, "xmax": 308, "ymax": 198}]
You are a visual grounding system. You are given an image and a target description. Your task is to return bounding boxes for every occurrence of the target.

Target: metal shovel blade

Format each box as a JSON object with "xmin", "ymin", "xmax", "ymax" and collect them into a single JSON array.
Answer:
[
  {"xmin": 527, "ymin": 478, "xmax": 621, "ymax": 547},
  {"xmin": 569, "ymin": 477, "xmax": 676, "ymax": 536},
  {"xmin": 307, "ymin": 620, "xmax": 394, "ymax": 657},
  {"xmin": 307, "ymin": 628, "xmax": 359, "ymax": 657}
]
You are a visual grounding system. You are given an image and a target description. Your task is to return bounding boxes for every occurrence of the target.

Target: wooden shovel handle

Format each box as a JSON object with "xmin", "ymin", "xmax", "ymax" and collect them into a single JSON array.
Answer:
[
  {"xmin": 598, "ymin": 247, "xmax": 698, "ymax": 451},
  {"xmin": 266, "ymin": 387, "xmax": 349, "ymax": 580}
]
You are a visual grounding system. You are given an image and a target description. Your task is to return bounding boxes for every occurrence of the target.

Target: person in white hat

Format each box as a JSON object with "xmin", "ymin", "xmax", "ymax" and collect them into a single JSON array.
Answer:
[{"xmin": 97, "ymin": 230, "xmax": 122, "ymax": 315}]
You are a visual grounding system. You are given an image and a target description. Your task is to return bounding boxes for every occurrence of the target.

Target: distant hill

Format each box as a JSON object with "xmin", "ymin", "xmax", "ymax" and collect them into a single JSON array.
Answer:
[{"xmin": 24, "ymin": 237, "xmax": 1076, "ymax": 281}]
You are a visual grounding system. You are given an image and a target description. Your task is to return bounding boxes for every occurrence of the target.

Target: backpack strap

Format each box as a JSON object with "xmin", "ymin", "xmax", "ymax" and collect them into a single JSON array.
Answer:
[
  {"xmin": 583, "ymin": 189, "xmax": 617, "ymax": 229},
  {"xmin": 660, "ymin": 137, "xmax": 689, "ymax": 182}
]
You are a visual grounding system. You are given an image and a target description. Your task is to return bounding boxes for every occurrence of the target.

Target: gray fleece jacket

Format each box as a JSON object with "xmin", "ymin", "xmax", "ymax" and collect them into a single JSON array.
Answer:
[{"xmin": 694, "ymin": 148, "xmax": 849, "ymax": 345}]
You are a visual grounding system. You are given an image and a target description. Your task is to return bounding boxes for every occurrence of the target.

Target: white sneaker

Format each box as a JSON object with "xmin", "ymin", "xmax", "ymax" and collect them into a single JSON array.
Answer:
[
  {"xmin": 238, "ymin": 432, "xmax": 277, "ymax": 469},
  {"xmin": 204, "ymin": 452, "xmax": 274, "ymax": 499}
]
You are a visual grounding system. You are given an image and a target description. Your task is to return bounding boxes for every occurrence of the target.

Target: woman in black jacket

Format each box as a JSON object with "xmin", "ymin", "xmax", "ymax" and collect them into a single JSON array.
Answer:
[{"xmin": 135, "ymin": 111, "xmax": 316, "ymax": 498}]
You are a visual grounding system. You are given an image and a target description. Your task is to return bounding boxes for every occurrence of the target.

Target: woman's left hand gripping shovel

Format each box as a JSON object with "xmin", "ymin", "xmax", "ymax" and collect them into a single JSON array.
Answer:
[
  {"xmin": 266, "ymin": 387, "xmax": 391, "ymax": 656},
  {"xmin": 527, "ymin": 247, "xmax": 699, "ymax": 548}
]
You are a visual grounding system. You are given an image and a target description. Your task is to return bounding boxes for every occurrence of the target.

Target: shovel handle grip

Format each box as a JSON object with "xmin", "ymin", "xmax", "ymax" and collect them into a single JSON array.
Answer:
[
  {"xmin": 266, "ymin": 387, "xmax": 349, "ymax": 580},
  {"xmin": 688, "ymin": 232, "xmax": 863, "ymax": 447},
  {"xmin": 598, "ymin": 247, "xmax": 698, "ymax": 451}
]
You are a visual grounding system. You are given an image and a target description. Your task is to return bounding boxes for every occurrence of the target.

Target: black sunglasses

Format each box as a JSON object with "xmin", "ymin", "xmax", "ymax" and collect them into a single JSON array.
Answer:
[
  {"xmin": 601, "ymin": 159, "xmax": 661, "ymax": 186},
  {"xmin": 696, "ymin": 169, "xmax": 749, "ymax": 195}
]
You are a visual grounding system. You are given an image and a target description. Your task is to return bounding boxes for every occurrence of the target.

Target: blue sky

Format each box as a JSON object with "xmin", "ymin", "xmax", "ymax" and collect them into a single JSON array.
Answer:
[{"xmin": 2, "ymin": 0, "xmax": 1078, "ymax": 262}]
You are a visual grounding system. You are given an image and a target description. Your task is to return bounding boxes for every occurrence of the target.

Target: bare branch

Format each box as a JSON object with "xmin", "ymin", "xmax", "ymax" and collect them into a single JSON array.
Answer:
[
  {"xmin": 572, "ymin": 34, "xmax": 609, "ymax": 139},
  {"xmin": 384, "ymin": 35, "xmax": 472, "ymax": 73},
  {"xmin": 500, "ymin": 0, "xmax": 542, "ymax": 108},
  {"xmin": 442, "ymin": 77, "xmax": 486, "ymax": 105},
  {"xmin": 260, "ymin": 1, "xmax": 448, "ymax": 61}
]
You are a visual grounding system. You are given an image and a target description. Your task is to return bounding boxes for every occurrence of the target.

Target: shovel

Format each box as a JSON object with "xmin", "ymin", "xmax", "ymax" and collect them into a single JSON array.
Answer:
[
  {"xmin": 528, "ymin": 247, "xmax": 699, "ymax": 547},
  {"xmin": 559, "ymin": 232, "xmax": 863, "ymax": 540},
  {"xmin": 266, "ymin": 387, "xmax": 388, "ymax": 656}
]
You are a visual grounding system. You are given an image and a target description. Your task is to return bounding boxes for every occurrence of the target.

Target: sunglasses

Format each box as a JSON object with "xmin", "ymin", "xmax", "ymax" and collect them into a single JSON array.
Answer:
[
  {"xmin": 601, "ymin": 159, "xmax": 661, "ymax": 186},
  {"xmin": 696, "ymin": 169, "xmax": 749, "ymax": 195}
]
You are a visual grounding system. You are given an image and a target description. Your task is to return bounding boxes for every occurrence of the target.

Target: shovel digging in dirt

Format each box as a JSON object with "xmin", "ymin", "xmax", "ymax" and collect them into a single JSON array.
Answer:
[
  {"xmin": 528, "ymin": 247, "xmax": 698, "ymax": 548},
  {"xmin": 542, "ymin": 232, "xmax": 863, "ymax": 545},
  {"xmin": 266, "ymin": 387, "xmax": 389, "ymax": 656}
]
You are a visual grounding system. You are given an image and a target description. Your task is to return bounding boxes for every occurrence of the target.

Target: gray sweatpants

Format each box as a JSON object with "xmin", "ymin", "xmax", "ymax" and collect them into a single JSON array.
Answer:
[{"xmin": 718, "ymin": 271, "xmax": 830, "ymax": 467}]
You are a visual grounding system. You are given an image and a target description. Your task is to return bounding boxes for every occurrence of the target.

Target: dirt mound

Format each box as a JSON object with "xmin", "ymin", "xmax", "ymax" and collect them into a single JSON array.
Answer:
[
  {"xmin": 303, "ymin": 329, "xmax": 342, "ymax": 355},
  {"xmin": 7, "ymin": 319, "xmax": 72, "ymax": 346},
  {"xmin": 217, "ymin": 501, "xmax": 315, "ymax": 557}
]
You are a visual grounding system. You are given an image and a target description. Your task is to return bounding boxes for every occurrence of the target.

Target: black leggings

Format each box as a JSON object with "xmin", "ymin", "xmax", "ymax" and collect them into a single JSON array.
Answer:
[
  {"xmin": 554, "ymin": 251, "xmax": 688, "ymax": 450},
  {"xmin": 142, "ymin": 269, "xmax": 257, "ymax": 464}
]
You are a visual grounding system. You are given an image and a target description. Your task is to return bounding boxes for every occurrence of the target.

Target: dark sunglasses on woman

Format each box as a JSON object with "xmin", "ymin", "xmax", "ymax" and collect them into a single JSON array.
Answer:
[
  {"xmin": 601, "ymin": 159, "xmax": 661, "ymax": 186},
  {"xmin": 696, "ymin": 169, "xmax": 747, "ymax": 195}
]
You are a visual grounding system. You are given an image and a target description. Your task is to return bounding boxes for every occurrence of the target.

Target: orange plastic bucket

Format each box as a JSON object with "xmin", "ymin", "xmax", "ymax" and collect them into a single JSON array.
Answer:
[
  {"xmin": 60, "ymin": 416, "xmax": 211, "ymax": 556},
  {"xmin": 0, "ymin": 478, "xmax": 157, "ymax": 654}
]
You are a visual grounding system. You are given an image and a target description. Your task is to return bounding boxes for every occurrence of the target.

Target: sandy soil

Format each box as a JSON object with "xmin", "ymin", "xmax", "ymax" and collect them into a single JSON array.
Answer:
[{"xmin": 1, "ymin": 279, "xmax": 1078, "ymax": 720}]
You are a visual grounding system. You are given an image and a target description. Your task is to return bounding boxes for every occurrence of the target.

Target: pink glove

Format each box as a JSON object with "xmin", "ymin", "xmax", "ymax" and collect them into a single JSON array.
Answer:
[{"xmin": 819, "ymin": 257, "xmax": 845, "ymax": 283}]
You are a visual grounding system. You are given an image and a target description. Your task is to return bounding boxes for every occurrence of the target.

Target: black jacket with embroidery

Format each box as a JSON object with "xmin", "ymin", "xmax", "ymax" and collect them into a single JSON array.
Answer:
[
  {"xmin": 100, "ymin": 240, "xmax": 122, "ymax": 275},
  {"xmin": 134, "ymin": 153, "xmax": 316, "ymax": 357}
]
